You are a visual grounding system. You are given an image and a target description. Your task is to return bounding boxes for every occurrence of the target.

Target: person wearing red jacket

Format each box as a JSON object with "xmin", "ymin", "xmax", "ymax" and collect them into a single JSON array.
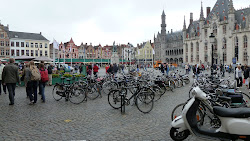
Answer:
[{"xmin": 93, "ymin": 64, "xmax": 99, "ymax": 77}]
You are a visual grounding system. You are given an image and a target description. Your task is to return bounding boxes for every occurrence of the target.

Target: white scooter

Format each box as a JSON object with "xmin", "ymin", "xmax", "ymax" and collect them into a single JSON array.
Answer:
[{"xmin": 170, "ymin": 87, "xmax": 250, "ymax": 141}]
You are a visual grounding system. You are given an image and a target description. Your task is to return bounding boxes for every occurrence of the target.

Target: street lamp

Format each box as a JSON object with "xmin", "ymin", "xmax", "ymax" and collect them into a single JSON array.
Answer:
[
  {"xmin": 222, "ymin": 46, "xmax": 226, "ymax": 77},
  {"xmin": 209, "ymin": 33, "xmax": 215, "ymax": 79}
]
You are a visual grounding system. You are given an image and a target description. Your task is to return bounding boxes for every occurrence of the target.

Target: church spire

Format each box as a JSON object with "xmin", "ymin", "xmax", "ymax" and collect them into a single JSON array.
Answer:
[
  {"xmin": 200, "ymin": 1, "xmax": 205, "ymax": 21},
  {"xmin": 229, "ymin": 0, "xmax": 235, "ymax": 14},
  {"xmin": 161, "ymin": 10, "xmax": 166, "ymax": 35},
  {"xmin": 183, "ymin": 16, "xmax": 186, "ymax": 31}
]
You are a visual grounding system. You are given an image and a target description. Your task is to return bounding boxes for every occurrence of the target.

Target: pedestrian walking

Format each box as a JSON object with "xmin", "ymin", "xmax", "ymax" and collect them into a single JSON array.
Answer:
[
  {"xmin": 0, "ymin": 61, "xmax": 6, "ymax": 95},
  {"xmin": 235, "ymin": 65, "xmax": 243, "ymax": 88},
  {"xmin": 39, "ymin": 63, "xmax": 49, "ymax": 103},
  {"xmin": 113, "ymin": 63, "xmax": 118, "ymax": 76},
  {"xmin": 23, "ymin": 63, "xmax": 31, "ymax": 98},
  {"xmin": 166, "ymin": 63, "xmax": 169, "ymax": 76},
  {"xmin": 27, "ymin": 61, "xmax": 41, "ymax": 105},
  {"xmin": 2, "ymin": 58, "xmax": 19, "ymax": 105},
  {"xmin": 185, "ymin": 64, "xmax": 189, "ymax": 74},
  {"xmin": 47, "ymin": 64, "xmax": 53, "ymax": 86},
  {"xmin": 121, "ymin": 64, "xmax": 125, "ymax": 74},
  {"xmin": 243, "ymin": 65, "xmax": 249, "ymax": 89},
  {"xmin": 160, "ymin": 63, "xmax": 165, "ymax": 74},
  {"xmin": 87, "ymin": 63, "xmax": 92, "ymax": 76},
  {"xmin": 93, "ymin": 64, "xmax": 99, "ymax": 77}
]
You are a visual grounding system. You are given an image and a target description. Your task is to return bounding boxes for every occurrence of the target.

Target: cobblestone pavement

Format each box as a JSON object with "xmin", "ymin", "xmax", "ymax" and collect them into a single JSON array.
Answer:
[{"xmin": 0, "ymin": 68, "xmax": 246, "ymax": 141}]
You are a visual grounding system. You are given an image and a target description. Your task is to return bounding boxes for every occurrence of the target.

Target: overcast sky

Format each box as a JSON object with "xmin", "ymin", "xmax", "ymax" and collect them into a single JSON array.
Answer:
[{"xmin": 0, "ymin": 0, "xmax": 249, "ymax": 46}]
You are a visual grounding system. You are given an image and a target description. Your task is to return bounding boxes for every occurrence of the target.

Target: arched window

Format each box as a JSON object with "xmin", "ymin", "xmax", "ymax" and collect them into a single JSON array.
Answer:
[
  {"xmin": 235, "ymin": 37, "xmax": 239, "ymax": 60},
  {"xmin": 244, "ymin": 36, "xmax": 247, "ymax": 48}
]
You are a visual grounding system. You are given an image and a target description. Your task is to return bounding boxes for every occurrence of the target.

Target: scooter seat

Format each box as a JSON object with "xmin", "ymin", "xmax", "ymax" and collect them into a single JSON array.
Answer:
[
  {"xmin": 218, "ymin": 96, "xmax": 231, "ymax": 101},
  {"xmin": 213, "ymin": 106, "xmax": 250, "ymax": 118}
]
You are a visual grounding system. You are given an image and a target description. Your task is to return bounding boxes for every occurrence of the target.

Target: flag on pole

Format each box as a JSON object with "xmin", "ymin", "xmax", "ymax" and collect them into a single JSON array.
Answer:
[
  {"xmin": 69, "ymin": 44, "xmax": 72, "ymax": 52},
  {"xmin": 53, "ymin": 39, "xmax": 59, "ymax": 49},
  {"xmin": 152, "ymin": 49, "xmax": 155, "ymax": 55},
  {"xmin": 63, "ymin": 44, "xmax": 65, "ymax": 53}
]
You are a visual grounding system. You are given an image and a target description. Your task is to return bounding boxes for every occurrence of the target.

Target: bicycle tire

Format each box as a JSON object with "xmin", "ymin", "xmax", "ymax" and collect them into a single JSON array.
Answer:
[
  {"xmin": 52, "ymin": 84, "xmax": 63, "ymax": 101},
  {"xmin": 152, "ymin": 85, "xmax": 162, "ymax": 101},
  {"xmin": 87, "ymin": 83, "xmax": 101, "ymax": 100},
  {"xmin": 102, "ymin": 81, "xmax": 118, "ymax": 95},
  {"xmin": 69, "ymin": 88, "xmax": 86, "ymax": 104},
  {"xmin": 108, "ymin": 90, "xmax": 122, "ymax": 109},
  {"xmin": 171, "ymin": 103, "xmax": 204, "ymax": 125},
  {"xmin": 136, "ymin": 89, "xmax": 154, "ymax": 113}
]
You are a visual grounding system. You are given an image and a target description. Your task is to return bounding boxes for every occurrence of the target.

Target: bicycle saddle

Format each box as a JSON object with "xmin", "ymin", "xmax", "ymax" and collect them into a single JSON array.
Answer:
[{"xmin": 213, "ymin": 106, "xmax": 250, "ymax": 118}]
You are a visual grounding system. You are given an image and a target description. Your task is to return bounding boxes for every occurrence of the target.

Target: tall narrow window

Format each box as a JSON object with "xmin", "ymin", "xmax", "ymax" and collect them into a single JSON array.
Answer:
[
  {"xmin": 223, "ymin": 25, "xmax": 226, "ymax": 34},
  {"xmin": 0, "ymin": 41, "xmax": 4, "ymax": 46},
  {"xmin": 26, "ymin": 50, "xmax": 29, "ymax": 56},
  {"xmin": 16, "ymin": 42, "xmax": 19, "ymax": 47},
  {"xmin": 11, "ymin": 42, "xmax": 14, "ymax": 47},
  {"xmin": 40, "ymin": 43, "xmax": 42, "ymax": 48},
  {"xmin": 35, "ymin": 50, "xmax": 38, "ymax": 56},
  {"xmin": 191, "ymin": 43, "xmax": 193, "ymax": 52},
  {"xmin": 196, "ymin": 42, "xmax": 199, "ymax": 52},
  {"xmin": 235, "ymin": 37, "xmax": 239, "ymax": 60},
  {"xmin": 213, "ymin": 23, "xmax": 217, "ymax": 35},
  {"xmin": 31, "ymin": 43, "xmax": 34, "ymax": 48},
  {"xmin": 21, "ymin": 42, "xmax": 24, "ymax": 47},
  {"xmin": 244, "ymin": 36, "xmax": 247, "ymax": 48},
  {"xmin": 35, "ymin": 43, "xmax": 38, "ymax": 48},
  {"xmin": 6, "ymin": 50, "xmax": 9, "ymax": 56},
  {"xmin": 26, "ymin": 42, "xmax": 29, "ymax": 47},
  {"xmin": 40, "ymin": 50, "xmax": 42, "ymax": 56},
  {"xmin": 1, "ymin": 49, "xmax": 4, "ymax": 55},
  {"xmin": 6, "ymin": 41, "xmax": 9, "ymax": 46},
  {"xmin": 31, "ymin": 50, "xmax": 34, "ymax": 56}
]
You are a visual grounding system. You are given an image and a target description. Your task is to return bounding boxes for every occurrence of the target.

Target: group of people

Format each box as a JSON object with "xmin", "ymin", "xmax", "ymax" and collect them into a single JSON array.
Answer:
[
  {"xmin": 0, "ymin": 58, "xmax": 50, "ymax": 105},
  {"xmin": 235, "ymin": 64, "xmax": 250, "ymax": 90}
]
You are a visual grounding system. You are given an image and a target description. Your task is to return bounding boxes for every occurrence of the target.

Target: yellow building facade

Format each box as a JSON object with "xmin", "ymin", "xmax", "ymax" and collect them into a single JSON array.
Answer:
[{"xmin": 136, "ymin": 41, "xmax": 153, "ymax": 61}]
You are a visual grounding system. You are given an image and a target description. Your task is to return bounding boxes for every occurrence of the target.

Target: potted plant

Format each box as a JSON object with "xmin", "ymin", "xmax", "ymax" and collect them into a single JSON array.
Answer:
[{"xmin": 52, "ymin": 74, "xmax": 61, "ymax": 85}]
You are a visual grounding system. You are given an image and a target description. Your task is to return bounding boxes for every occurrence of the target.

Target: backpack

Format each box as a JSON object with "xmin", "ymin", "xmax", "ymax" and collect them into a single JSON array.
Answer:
[
  {"xmin": 30, "ymin": 66, "xmax": 41, "ymax": 81},
  {"xmin": 40, "ymin": 69, "xmax": 49, "ymax": 82}
]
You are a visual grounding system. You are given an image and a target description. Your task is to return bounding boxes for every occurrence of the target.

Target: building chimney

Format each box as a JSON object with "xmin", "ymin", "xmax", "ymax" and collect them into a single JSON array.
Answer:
[
  {"xmin": 190, "ymin": 13, "xmax": 193, "ymax": 24},
  {"xmin": 171, "ymin": 29, "xmax": 173, "ymax": 34},
  {"xmin": 207, "ymin": 7, "xmax": 211, "ymax": 18}
]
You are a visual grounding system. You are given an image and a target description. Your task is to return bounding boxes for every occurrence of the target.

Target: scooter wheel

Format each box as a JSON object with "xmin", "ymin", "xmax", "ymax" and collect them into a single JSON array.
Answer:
[{"xmin": 170, "ymin": 127, "xmax": 189, "ymax": 141}]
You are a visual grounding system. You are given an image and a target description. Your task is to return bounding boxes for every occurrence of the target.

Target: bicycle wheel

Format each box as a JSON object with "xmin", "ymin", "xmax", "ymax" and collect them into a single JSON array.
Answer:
[
  {"xmin": 159, "ymin": 84, "xmax": 167, "ymax": 95},
  {"xmin": 52, "ymin": 84, "xmax": 63, "ymax": 101},
  {"xmin": 171, "ymin": 103, "xmax": 204, "ymax": 125},
  {"xmin": 87, "ymin": 83, "xmax": 101, "ymax": 100},
  {"xmin": 102, "ymin": 81, "xmax": 118, "ymax": 95},
  {"xmin": 69, "ymin": 87, "xmax": 86, "ymax": 104},
  {"xmin": 184, "ymin": 79, "xmax": 190, "ymax": 84},
  {"xmin": 108, "ymin": 90, "xmax": 122, "ymax": 109},
  {"xmin": 136, "ymin": 89, "xmax": 154, "ymax": 113},
  {"xmin": 152, "ymin": 85, "xmax": 162, "ymax": 101},
  {"xmin": 171, "ymin": 103, "xmax": 185, "ymax": 121}
]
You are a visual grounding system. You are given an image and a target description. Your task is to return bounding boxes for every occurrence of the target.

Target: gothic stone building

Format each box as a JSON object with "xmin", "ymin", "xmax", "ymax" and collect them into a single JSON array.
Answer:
[
  {"xmin": 154, "ymin": 11, "xmax": 184, "ymax": 64},
  {"xmin": 184, "ymin": 0, "xmax": 250, "ymax": 66}
]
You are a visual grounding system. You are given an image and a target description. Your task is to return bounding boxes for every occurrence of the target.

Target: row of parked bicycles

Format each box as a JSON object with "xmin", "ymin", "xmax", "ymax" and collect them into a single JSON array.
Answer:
[
  {"xmin": 170, "ymin": 72, "xmax": 250, "ymax": 141},
  {"xmin": 51, "ymin": 69, "xmax": 191, "ymax": 114}
]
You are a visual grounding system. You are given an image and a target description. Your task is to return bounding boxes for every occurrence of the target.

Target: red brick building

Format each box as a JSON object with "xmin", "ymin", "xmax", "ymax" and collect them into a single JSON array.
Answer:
[{"xmin": 58, "ymin": 38, "xmax": 79, "ymax": 59}]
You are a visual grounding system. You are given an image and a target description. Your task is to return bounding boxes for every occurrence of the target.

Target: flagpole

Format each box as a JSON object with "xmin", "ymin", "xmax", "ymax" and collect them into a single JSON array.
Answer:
[
  {"xmin": 64, "ymin": 45, "xmax": 65, "ymax": 65},
  {"xmin": 70, "ymin": 44, "xmax": 72, "ymax": 67},
  {"xmin": 53, "ymin": 46, "xmax": 55, "ymax": 66}
]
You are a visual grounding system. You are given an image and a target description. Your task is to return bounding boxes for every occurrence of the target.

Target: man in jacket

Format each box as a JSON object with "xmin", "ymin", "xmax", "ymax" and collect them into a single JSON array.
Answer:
[
  {"xmin": 0, "ymin": 61, "xmax": 6, "ymax": 95},
  {"xmin": 2, "ymin": 58, "xmax": 19, "ymax": 105},
  {"xmin": 47, "ymin": 64, "xmax": 53, "ymax": 86}
]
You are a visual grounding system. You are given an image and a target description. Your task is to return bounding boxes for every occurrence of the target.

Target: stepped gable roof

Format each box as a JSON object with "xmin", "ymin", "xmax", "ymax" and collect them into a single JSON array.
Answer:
[
  {"xmin": 166, "ymin": 31, "xmax": 183, "ymax": 42},
  {"xmin": 205, "ymin": 0, "xmax": 230, "ymax": 25},
  {"xmin": 8, "ymin": 31, "xmax": 48, "ymax": 41},
  {"xmin": 235, "ymin": 8, "xmax": 250, "ymax": 29}
]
